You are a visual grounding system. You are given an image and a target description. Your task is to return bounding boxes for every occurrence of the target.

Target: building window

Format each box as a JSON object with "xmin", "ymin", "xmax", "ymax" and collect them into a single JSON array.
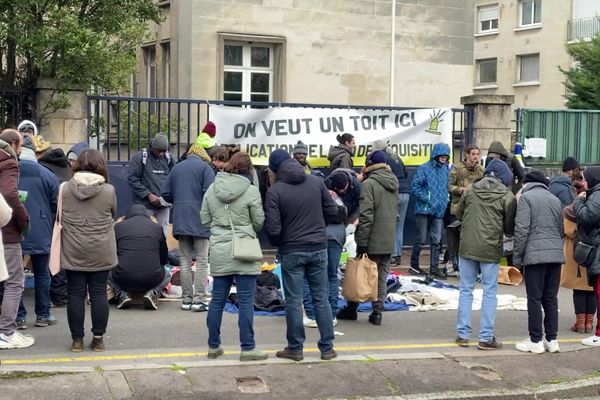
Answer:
[
  {"xmin": 478, "ymin": 4, "xmax": 499, "ymax": 33},
  {"xmin": 218, "ymin": 33, "xmax": 286, "ymax": 103},
  {"xmin": 517, "ymin": 53, "xmax": 540, "ymax": 82},
  {"xmin": 143, "ymin": 45, "xmax": 157, "ymax": 98},
  {"xmin": 161, "ymin": 42, "xmax": 170, "ymax": 97},
  {"xmin": 519, "ymin": 0, "xmax": 541, "ymax": 27},
  {"xmin": 477, "ymin": 58, "xmax": 497, "ymax": 84}
]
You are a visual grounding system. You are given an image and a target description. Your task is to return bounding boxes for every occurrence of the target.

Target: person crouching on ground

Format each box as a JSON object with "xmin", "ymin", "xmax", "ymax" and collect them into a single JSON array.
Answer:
[
  {"xmin": 513, "ymin": 171, "xmax": 564, "ymax": 354},
  {"xmin": 110, "ymin": 205, "xmax": 170, "ymax": 311},
  {"xmin": 455, "ymin": 158, "xmax": 516, "ymax": 350},
  {"xmin": 200, "ymin": 152, "xmax": 268, "ymax": 361}
]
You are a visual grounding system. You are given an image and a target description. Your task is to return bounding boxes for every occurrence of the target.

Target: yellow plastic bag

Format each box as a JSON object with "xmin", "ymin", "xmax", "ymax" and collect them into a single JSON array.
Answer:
[{"xmin": 341, "ymin": 255, "xmax": 378, "ymax": 302}]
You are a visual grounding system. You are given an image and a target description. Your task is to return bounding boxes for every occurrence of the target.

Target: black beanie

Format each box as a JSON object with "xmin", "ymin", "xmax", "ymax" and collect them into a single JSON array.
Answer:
[
  {"xmin": 268, "ymin": 149, "xmax": 290, "ymax": 173},
  {"xmin": 562, "ymin": 157, "xmax": 580, "ymax": 172},
  {"xmin": 523, "ymin": 170, "xmax": 549, "ymax": 186},
  {"xmin": 330, "ymin": 172, "xmax": 349, "ymax": 190}
]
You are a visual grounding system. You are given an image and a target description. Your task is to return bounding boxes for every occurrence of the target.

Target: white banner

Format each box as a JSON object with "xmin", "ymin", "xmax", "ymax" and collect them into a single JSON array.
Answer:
[{"xmin": 209, "ymin": 105, "xmax": 453, "ymax": 167}]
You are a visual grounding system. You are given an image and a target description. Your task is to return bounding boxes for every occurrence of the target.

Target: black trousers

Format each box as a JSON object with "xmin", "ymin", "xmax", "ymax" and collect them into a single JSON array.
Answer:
[
  {"xmin": 66, "ymin": 270, "xmax": 110, "ymax": 340},
  {"xmin": 573, "ymin": 289, "xmax": 597, "ymax": 314},
  {"xmin": 524, "ymin": 263, "xmax": 561, "ymax": 342},
  {"xmin": 50, "ymin": 269, "xmax": 68, "ymax": 305}
]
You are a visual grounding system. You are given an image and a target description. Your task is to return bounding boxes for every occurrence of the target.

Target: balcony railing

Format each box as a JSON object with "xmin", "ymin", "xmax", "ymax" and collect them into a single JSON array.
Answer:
[{"xmin": 568, "ymin": 17, "xmax": 600, "ymax": 41}]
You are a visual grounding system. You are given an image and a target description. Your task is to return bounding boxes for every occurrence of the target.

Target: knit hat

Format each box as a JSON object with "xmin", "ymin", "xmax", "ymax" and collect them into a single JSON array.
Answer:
[
  {"xmin": 366, "ymin": 150, "xmax": 387, "ymax": 166},
  {"xmin": 202, "ymin": 121, "xmax": 216, "ymax": 138},
  {"xmin": 17, "ymin": 120, "xmax": 38, "ymax": 136},
  {"xmin": 32, "ymin": 135, "xmax": 50, "ymax": 153},
  {"xmin": 330, "ymin": 172, "xmax": 349, "ymax": 190},
  {"xmin": 562, "ymin": 157, "xmax": 580, "ymax": 172},
  {"xmin": 293, "ymin": 141, "xmax": 308, "ymax": 155},
  {"xmin": 150, "ymin": 133, "xmax": 169, "ymax": 151},
  {"xmin": 485, "ymin": 158, "xmax": 513, "ymax": 188},
  {"xmin": 67, "ymin": 142, "xmax": 89, "ymax": 161},
  {"xmin": 523, "ymin": 170, "xmax": 549, "ymax": 186},
  {"xmin": 268, "ymin": 149, "xmax": 291, "ymax": 173}
]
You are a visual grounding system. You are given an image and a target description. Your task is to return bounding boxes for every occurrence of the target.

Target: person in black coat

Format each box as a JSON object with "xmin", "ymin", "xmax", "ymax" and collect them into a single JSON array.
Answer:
[{"xmin": 109, "ymin": 205, "xmax": 169, "ymax": 310}]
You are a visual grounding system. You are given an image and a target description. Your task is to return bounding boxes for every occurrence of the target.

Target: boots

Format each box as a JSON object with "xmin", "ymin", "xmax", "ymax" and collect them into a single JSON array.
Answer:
[
  {"xmin": 571, "ymin": 314, "xmax": 586, "ymax": 334},
  {"xmin": 336, "ymin": 301, "xmax": 358, "ymax": 320},
  {"xmin": 369, "ymin": 301, "xmax": 383, "ymax": 326},
  {"xmin": 585, "ymin": 314, "xmax": 595, "ymax": 334}
]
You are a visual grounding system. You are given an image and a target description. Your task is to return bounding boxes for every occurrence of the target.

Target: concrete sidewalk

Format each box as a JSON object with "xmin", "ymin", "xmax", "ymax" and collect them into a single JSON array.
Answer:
[{"xmin": 2, "ymin": 344, "xmax": 600, "ymax": 400}]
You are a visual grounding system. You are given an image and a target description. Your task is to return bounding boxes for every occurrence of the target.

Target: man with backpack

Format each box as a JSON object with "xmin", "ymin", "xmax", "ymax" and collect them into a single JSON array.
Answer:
[{"xmin": 127, "ymin": 133, "xmax": 175, "ymax": 237}]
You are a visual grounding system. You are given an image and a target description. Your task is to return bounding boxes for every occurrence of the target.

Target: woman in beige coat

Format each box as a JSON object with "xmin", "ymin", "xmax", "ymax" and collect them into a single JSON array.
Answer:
[{"xmin": 561, "ymin": 204, "xmax": 596, "ymax": 333}]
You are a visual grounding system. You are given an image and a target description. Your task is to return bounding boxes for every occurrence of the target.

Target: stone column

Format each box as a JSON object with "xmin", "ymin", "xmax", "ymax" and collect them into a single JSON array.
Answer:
[
  {"xmin": 35, "ymin": 78, "xmax": 87, "ymax": 151},
  {"xmin": 460, "ymin": 94, "xmax": 515, "ymax": 153}
]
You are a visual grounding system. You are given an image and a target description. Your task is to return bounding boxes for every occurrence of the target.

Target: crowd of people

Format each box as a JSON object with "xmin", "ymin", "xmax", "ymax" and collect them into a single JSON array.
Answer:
[{"xmin": 0, "ymin": 121, "xmax": 599, "ymax": 362}]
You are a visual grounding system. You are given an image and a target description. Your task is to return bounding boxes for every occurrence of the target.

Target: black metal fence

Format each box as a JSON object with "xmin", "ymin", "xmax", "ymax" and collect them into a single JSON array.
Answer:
[
  {"xmin": 0, "ymin": 90, "xmax": 35, "ymax": 129},
  {"xmin": 87, "ymin": 95, "xmax": 473, "ymax": 162}
]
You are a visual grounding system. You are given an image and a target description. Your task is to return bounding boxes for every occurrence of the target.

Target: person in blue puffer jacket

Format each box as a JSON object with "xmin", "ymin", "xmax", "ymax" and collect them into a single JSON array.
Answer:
[{"xmin": 409, "ymin": 143, "xmax": 451, "ymax": 279}]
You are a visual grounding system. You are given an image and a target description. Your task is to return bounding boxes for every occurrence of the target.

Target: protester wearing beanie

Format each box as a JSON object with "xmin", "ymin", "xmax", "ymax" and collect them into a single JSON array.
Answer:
[
  {"xmin": 195, "ymin": 121, "xmax": 218, "ymax": 157},
  {"xmin": 268, "ymin": 149, "xmax": 291, "ymax": 174},
  {"xmin": 549, "ymin": 157, "xmax": 581, "ymax": 210},
  {"xmin": 514, "ymin": 168, "xmax": 564, "ymax": 354},
  {"xmin": 325, "ymin": 168, "xmax": 362, "ymax": 225},
  {"xmin": 455, "ymin": 154, "xmax": 516, "ymax": 350}
]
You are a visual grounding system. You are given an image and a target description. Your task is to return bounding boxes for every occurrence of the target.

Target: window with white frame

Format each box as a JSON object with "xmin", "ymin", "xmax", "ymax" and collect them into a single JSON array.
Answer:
[
  {"xmin": 519, "ymin": 0, "xmax": 541, "ymax": 27},
  {"xmin": 223, "ymin": 43, "xmax": 273, "ymax": 102},
  {"xmin": 517, "ymin": 53, "xmax": 540, "ymax": 83},
  {"xmin": 478, "ymin": 4, "xmax": 499, "ymax": 33},
  {"xmin": 477, "ymin": 58, "xmax": 497, "ymax": 84},
  {"xmin": 143, "ymin": 46, "xmax": 157, "ymax": 98}
]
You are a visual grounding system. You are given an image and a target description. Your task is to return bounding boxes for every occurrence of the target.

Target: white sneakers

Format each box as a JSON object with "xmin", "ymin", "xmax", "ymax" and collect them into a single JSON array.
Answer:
[
  {"xmin": 303, "ymin": 317, "xmax": 338, "ymax": 328},
  {"xmin": 515, "ymin": 338, "xmax": 560, "ymax": 354},
  {"xmin": 0, "ymin": 331, "xmax": 35, "ymax": 349},
  {"xmin": 515, "ymin": 338, "xmax": 545, "ymax": 354},
  {"xmin": 582, "ymin": 335, "xmax": 600, "ymax": 347}
]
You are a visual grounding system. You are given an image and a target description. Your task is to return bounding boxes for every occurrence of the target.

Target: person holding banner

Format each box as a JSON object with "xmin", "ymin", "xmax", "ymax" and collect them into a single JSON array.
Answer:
[
  {"xmin": 409, "ymin": 143, "xmax": 451, "ymax": 280},
  {"xmin": 327, "ymin": 134, "xmax": 355, "ymax": 172}
]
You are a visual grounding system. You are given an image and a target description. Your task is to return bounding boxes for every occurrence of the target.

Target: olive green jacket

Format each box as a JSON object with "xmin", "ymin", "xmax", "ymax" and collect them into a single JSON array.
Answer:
[{"xmin": 448, "ymin": 161, "xmax": 484, "ymax": 215}]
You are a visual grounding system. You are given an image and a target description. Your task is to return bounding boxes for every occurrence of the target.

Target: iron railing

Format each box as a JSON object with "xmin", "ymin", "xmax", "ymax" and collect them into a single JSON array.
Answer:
[
  {"xmin": 0, "ymin": 90, "xmax": 35, "ymax": 129},
  {"xmin": 568, "ymin": 17, "xmax": 600, "ymax": 42}
]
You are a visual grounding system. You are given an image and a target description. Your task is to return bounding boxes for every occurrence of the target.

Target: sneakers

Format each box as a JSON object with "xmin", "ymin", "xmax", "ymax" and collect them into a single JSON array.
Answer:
[
  {"xmin": 332, "ymin": 318, "xmax": 338, "ymax": 327},
  {"xmin": 90, "ymin": 336, "xmax": 105, "ymax": 352},
  {"xmin": 478, "ymin": 337, "xmax": 502, "ymax": 350},
  {"xmin": 191, "ymin": 302, "xmax": 209, "ymax": 312},
  {"xmin": 240, "ymin": 349, "xmax": 268, "ymax": 361},
  {"xmin": 117, "ymin": 293, "xmax": 132, "ymax": 309},
  {"xmin": 446, "ymin": 269, "xmax": 459, "ymax": 278},
  {"xmin": 71, "ymin": 338, "xmax": 84, "ymax": 353},
  {"xmin": 16, "ymin": 319, "xmax": 27, "ymax": 330},
  {"xmin": 321, "ymin": 349, "xmax": 337, "ymax": 360},
  {"xmin": 0, "ymin": 331, "xmax": 35, "ymax": 349},
  {"xmin": 35, "ymin": 315, "xmax": 57, "ymax": 327},
  {"xmin": 544, "ymin": 339, "xmax": 560, "ymax": 353},
  {"xmin": 181, "ymin": 303, "xmax": 192, "ymax": 311},
  {"xmin": 207, "ymin": 346, "xmax": 224, "ymax": 359},
  {"xmin": 515, "ymin": 338, "xmax": 545, "ymax": 354},
  {"xmin": 275, "ymin": 347, "xmax": 304, "ymax": 362},
  {"xmin": 368, "ymin": 312, "xmax": 382, "ymax": 326},
  {"xmin": 582, "ymin": 335, "xmax": 600, "ymax": 347},
  {"xmin": 455, "ymin": 336, "xmax": 469, "ymax": 347},
  {"xmin": 143, "ymin": 290, "xmax": 158, "ymax": 310},
  {"xmin": 409, "ymin": 266, "xmax": 426, "ymax": 276},
  {"xmin": 303, "ymin": 317, "xmax": 318, "ymax": 328}
]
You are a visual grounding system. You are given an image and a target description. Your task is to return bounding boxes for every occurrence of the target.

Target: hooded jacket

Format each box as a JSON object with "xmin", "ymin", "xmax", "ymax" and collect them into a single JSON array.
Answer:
[
  {"xmin": 355, "ymin": 164, "xmax": 399, "ymax": 254},
  {"xmin": 161, "ymin": 154, "xmax": 214, "ymax": 238},
  {"xmin": 61, "ymin": 172, "xmax": 117, "ymax": 271},
  {"xmin": 0, "ymin": 139, "xmax": 29, "ymax": 244},
  {"xmin": 486, "ymin": 141, "xmax": 525, "ymax": 192},
  {"xmin": 456, "ymin": 175, "xmax": 517, "ymax": 263},
  {"xmin": 411, "ymin": 143, "xmax": 451, "ymax": 218},
  {"xmin": 574, "ymin": 167, "xmax": 600, "ymax": 284},
  {"xmin": 128, "ymin": 148, "xmax": 175, "ymax": 210},
  {"xmin": 38, "ymin": 148, "xmax": 72, "ymax": 182},
  {"xmin": 327, "ymin": 144, "xmax": 354, "ymax": 172},
  {"xmin": 324, "ymin": 168, "xmax": 362, "ymax": 224},
  {"xmin": 265, "ymin": 159, "xmax": 338, "ymax": 254},
  {"xmin": 112, "ymin": 204, "xmax": 167, "ymax": 291},
  {"xmin": 372, "ymin": 140, "xmax": 410, "ymax": 193},
  {"xmin": 548, "ymin": 175, "xmax": 576, "ymax": 210},
  {"xmin": 513, "ymin": 182, "xmax": 565, "ymax": 267},
  {"xmin": 19, "ymin": 158, "xmax": 60, "ymax": 255},
  {"xmin": 0, "ymin": 194, "xmax": 12, "ymax": 281},
  {"xmin": 448, "ymin": 160, "xmax": 484, "ymax": 215},
  {"xmin": 201, "ymin": 173, "xmax": 265, "ymax": 276}
]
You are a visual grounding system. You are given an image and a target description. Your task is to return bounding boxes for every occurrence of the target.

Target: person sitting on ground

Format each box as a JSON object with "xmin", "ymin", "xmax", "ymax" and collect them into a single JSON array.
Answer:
[
  {"xmin": 110, "ymin": 204, "xmax": 170, "ymax": 311},
  {"xmin": 548, "ymin": 157, "xmax": 582, "ymax": 210},
  {"xmin": 327, "ymin": 133, "xmax": 355, "ymax": 172}
]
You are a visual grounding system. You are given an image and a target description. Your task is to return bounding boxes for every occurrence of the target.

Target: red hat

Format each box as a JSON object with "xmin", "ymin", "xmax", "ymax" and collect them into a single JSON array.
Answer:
[{"xmin": 202, "ymin": 121, "xmax": 216, "ymax": 138}]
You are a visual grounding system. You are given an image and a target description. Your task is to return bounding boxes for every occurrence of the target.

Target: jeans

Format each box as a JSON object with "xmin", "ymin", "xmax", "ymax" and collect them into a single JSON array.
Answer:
[
  {"xmin": 281, "ymin": 249, "xmax": 334, "ymax": 353},
  {"xmin": 66, "ymin": 270, "xmax": 110, "ymax": 339},
  {"xmin": 207, "ymin": 274, "xmax": 257, "ymax": 351},
  {"xmin": 393, "ymin": 193, "xmax": 410, "ymax": 258},
  {"xmin": 303, "ymin": 241, "xmax": 342, "ymax": 320},
  {"xmin": 0, "ymin": 244, "xmax": 24, "ymax": 336},
  {"xmin": 410, "ymin": 214, "xmax": 444, "ymax": 272},
  {"xmin": 456, "ymin": 256, "xmax": 499, "ymax": 342},
  {"xmin": 17, "ymin": 254, "xmax": 52, "ymax": 320},
  {"xmin": 523, "ymin": 263, "xmax": 561, "ymax": 342},
  {"xmin": 178, "ymin": 236, "xmax": 209, "ymax": 305}
]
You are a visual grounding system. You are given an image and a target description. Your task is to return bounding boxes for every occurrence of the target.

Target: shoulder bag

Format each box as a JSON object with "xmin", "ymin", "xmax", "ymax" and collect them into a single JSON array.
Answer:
[
  {"xmin": 225, "ymin": 204, "xmax": 263, "ymax": 262},
  {"xmin": 49, "ymin": 183, "xmax": 66, "ymax": 275}
]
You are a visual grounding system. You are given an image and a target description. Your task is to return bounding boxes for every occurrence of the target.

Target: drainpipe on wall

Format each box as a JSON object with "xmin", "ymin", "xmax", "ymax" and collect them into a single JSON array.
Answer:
[{"xmin": 389, "ymin": 0, "xmax": 396, "ymax": 106}]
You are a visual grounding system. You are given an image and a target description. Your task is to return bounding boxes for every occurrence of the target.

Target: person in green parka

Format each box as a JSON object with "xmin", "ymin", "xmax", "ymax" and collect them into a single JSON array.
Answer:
[{"xmin": 200, "ymin": 152, "xmax": 267, "ymax": 362}]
